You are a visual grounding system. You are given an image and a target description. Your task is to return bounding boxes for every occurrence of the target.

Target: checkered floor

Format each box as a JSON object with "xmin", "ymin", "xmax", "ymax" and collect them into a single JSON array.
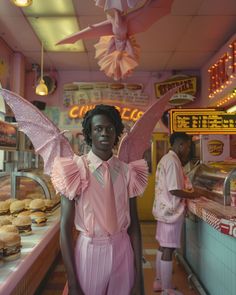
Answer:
[{"xmin": 36, "ymin": 222, "xmax": 199, "ymax": 295}]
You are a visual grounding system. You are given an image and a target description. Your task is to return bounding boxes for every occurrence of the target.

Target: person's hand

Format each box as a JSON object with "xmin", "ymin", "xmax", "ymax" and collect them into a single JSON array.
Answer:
[
  {"xmin": 190, "ymin": 191, "xmax": 199, "ymax": 199},
  {"xmin": 192, "ymin": 187, "xmax": 206, "ymax": 198}
]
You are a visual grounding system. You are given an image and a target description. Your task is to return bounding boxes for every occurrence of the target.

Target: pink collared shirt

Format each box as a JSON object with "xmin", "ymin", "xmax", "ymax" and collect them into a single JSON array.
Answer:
[
  {"xmin": 152, "ymin": 150, "xmax": 186, "ymax": 223},
  {"xmin": 51, "ymin": 150, "xmax": 148, "ymax": 237}
]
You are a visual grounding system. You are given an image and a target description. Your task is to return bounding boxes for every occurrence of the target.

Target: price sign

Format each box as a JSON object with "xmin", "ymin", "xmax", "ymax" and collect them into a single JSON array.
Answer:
[{"xmin": 169, "ymin": 109, "xmax": 236, "ymax": 134}]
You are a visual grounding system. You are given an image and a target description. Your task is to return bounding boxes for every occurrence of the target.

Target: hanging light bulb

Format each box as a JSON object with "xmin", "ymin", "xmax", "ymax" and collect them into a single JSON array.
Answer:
[
  {"xmin": 35, "ymin": 42, "xmax": 48, "ymax": 96},
  {"xmin": 11, "ymin": 0, "xmax": 32, "ymax": 7}
]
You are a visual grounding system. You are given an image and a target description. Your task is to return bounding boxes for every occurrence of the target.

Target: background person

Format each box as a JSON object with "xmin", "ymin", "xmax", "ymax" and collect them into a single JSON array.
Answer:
[{"xmin": 152, "ymin": 132, "xmax": 199, "ymax": 295}]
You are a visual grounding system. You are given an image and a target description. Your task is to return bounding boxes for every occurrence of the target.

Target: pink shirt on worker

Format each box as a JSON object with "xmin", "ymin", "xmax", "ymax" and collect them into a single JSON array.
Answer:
[
  {"xmin": 51, "ymin": 150, "xmax": 148, "ymax": 237},
  {"xmin": 152, "ymin": 150, "xmax": 185, "ymax": 223}
]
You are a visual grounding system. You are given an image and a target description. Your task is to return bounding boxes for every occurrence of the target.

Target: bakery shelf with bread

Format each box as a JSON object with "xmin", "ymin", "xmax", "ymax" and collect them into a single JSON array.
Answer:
[
  {"xmin": 10, "ymin": 171, "xmax": 54, "ymax": 200},
  {"xmin": 0, "ymin": 208, "xmax": 60, "ymax": 295},
  {"xmin": 0, "ymin": 123, "xmax": 59, "ymax": 207},
  {"xmin": 0, "ymin": 168, "xmax": 60, "ymax": 215},
  {"xmin": 0, "ymin": 171, "xmax": 52, "ymax": 199},
  {"xmin": 0, "ymin": 133, "xmax": 56, "ymax": 199},
  {"xmin": 0, "ymin": 174, "xmax": 11, "ymax": 200},
  {"xmin": 0, "ymin": 124, "xmax": 62, "ymax": 294}
]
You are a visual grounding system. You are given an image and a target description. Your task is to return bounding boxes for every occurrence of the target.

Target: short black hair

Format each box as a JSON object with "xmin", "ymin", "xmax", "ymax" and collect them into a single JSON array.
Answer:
[
  {"xmin": 82, "ymin": 104, "xmax": 124, "ymax": 146},
  {"xmin": 169, "ymin": 132, "xmax": 191, "ymax": 146}
]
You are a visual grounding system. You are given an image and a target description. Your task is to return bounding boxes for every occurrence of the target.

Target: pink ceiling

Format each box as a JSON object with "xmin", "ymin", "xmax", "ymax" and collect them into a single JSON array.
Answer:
[{"xmin": 0, "ymin": 0, "xmax": 235, "ymax": 73}]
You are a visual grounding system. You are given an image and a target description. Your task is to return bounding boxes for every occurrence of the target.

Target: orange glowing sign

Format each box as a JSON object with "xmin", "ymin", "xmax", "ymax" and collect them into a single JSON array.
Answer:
[
  {"xmin": 208, "ymin": 39, "xmax": 236, "ymax": 98},
  {"xmin": 169, "ymin": 109, "xmax": 236, "ymax": 134},
  {"xmin": 68, "ymin": 105, "xmax": 144, "ymax": 122}
]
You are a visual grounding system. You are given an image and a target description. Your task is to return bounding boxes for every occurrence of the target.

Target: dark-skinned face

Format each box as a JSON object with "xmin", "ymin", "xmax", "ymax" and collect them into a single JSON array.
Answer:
[
  {"xmin": 90, "ymin": 114, "xmax": 116, "ymax": 160},
  {"xmin": 179, "ymin": 140, "xmax": 191, "ymax": 166}
]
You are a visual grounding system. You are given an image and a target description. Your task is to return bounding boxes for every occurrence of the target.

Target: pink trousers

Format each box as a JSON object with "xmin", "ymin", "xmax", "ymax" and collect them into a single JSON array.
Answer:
[{"xmin": 75, "ymin": 231, "xmax": 134, "ymax": 295}]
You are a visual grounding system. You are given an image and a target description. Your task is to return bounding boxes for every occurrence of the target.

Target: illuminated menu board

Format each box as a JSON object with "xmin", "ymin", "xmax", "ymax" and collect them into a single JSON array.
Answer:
[{"xmin": 169, "ymin": 109, "xmax": 236, "ymax": 134}]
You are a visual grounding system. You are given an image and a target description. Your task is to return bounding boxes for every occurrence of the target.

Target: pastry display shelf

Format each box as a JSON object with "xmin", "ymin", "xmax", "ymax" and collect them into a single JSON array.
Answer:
[
  {"xmin": 0, "ymin": 208, "xmax": 60, "ymax": 295},
  {"xmin": 15, "ymin": 171, "xmax": 51, "ymax": 199},
  {"xmin": 187, "ymin": 162, "xmax": 236, "ymax": 238},
  {"xmin": 188, "ymin": 163, "xmax": 236, "ymax": 206},
  {"xmin": 0, "ymin": 170, "xmax": 53, "ymax": 199}
]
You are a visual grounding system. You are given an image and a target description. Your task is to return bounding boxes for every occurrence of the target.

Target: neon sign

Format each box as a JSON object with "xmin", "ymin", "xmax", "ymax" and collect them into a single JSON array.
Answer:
[
  {"xmin": 208, "ymin": 39, "xmax": 236, "ymax": 100},
  {"xmin": 68, "ymin": 105, "xmax": 144, "ymax": 122}
]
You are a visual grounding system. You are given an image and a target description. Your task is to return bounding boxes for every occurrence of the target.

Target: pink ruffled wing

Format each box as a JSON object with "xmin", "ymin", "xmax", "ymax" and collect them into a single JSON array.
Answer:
[
  {"xmin": 0, "ymin": 89, "xmax": 73, "ymax": 175},
  {"xmin": 117, "ymin": 88, "xmax": 177, "ymax": 163}
]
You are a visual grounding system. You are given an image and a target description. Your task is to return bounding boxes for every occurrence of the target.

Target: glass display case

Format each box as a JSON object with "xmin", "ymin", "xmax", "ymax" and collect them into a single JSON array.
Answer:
[
  {"xmin": 0, "ymin": 124, "xmax": 56, "ymax": 200},
  {"xmin": 0, "ymin": 169, "xmax": 56, "ymax": 200},
  {"xmin": 0, "ymin": 209, "xmax": 60, "ymax": 295},
  {"xmin": 188, "ymin": 162, "xmax": 236, "ymax": 206},
  {"xmin": 0, "ymin": 114, "xmax": 61, "ymax": 295}
]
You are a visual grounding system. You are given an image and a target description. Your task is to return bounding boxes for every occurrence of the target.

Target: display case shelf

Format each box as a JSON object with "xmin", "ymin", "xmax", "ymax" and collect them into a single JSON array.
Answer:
[
  {"xmin": 0, "ymin": 209, "xmax": 60, "ymax": 295},
  {"xmin": 188, "ymin": 162, "xmax": 236, "ymax": 205},
  {"xmin": 0, "ymin": 169, "xmax": 56, "ymax": 200}
]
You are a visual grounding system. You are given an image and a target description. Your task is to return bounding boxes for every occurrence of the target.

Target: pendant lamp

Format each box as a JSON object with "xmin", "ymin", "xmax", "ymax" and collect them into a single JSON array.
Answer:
[
  {"xmin": 11, "ymin": 0, "xmax": 32, "ymax": 7},
  {"xmin": 35, "ymin": 43, "xmax": 48, "ymax": 96}
]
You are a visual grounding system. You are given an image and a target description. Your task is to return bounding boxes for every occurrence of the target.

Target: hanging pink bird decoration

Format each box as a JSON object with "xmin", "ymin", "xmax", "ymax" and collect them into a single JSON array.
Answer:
[{"xmin": 57, "ymin": 0, "xmax": 173, "ymax": 80}]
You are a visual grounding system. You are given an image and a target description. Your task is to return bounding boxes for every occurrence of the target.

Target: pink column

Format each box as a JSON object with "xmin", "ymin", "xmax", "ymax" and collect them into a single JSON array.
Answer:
[{"xmin": 11, "ymin": 52, "xmax": 25, "ymax": 96}]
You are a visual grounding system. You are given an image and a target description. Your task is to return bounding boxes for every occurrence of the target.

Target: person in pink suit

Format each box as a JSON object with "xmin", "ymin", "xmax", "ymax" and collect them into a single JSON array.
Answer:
[
  {"xmin": 51, "ymin": 105, "xmax": 148, "ymax": 295},
  {"xmin": 152, "ymin": 132, "xmax": 199, "ymax": 295}
]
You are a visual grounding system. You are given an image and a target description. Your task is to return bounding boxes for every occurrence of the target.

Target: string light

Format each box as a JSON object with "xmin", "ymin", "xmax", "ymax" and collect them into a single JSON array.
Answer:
[
  {"xmin": 208, "ymin": 40, "xmax": 236, "ymax": 100},
  {"xmin": 215, "ymin": 89, "xmax": 236, "ymax": 107}
]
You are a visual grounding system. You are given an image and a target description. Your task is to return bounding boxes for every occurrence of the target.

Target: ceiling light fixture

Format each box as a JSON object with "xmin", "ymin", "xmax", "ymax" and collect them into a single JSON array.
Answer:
[
  {"xmin": 27, "ymin": 16, "xmax": 84, "ymax": 52},
  {"xmin": 35, "ymin": 43, "xmax": 48, "ymax": 96},
  {"xmin": 11, "ymin": 0, "xmax": 32, "ymax": 7},
  {"xmin": 23, "ymin": 0, "xmax": 85, "ymax": 52}
]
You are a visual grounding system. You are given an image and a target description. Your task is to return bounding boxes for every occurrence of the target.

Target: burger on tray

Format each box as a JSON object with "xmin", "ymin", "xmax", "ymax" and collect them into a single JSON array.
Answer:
[
  {"xmin": 0, "ymin": 201, "xmax": 10, "ymax": 216},
  {"xmin": 0, "ymin": 224, "xmax": 19, "ymax": 234},
  {"xmin": 30, "ymin": 211, "xmax": 47, "ymax": 227},
  {"xmin": 0, "ymin": 216, "xmax": 12, "ymax": 227},
  {"xmin": 12, "ymin": 216, "xmax": 32, "ymax": 235},
  {"xmin": 44, "ymin": 199, "xmax": 56, "ymax": 215},
  {"xmin": 29, "ymin": 199, "xmax": 46, "ymax": 213},
  {"xmin": 0, "ymin": 232, "xmax": 21, "ymax": 261},
  {"xmin": 10, "ymin": 200, "xmax": 26, "ymax": 217}
]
